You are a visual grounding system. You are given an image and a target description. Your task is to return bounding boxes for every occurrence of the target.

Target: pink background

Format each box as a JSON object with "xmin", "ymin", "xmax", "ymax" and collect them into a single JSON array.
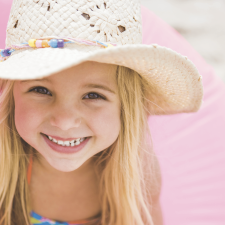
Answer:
[
  {"xmin": 1, "ymin": 1, "xmax": 225, "ymax": 224},
  {"xmin": 0, "ymin": 0, "xmax": 10, "ymax": 49}
]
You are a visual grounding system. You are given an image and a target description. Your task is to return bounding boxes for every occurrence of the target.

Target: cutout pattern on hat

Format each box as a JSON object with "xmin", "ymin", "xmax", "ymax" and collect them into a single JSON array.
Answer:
[{"xmin": 6, "ymin": 0, "xmax": 142, "ymax": 47}]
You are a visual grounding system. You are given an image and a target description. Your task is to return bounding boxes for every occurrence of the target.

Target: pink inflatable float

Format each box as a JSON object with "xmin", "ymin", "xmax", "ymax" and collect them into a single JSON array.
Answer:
[
  {"xmin": 1, "ymin": 1, "xmax": 225, "ymax": 224},
  {"xmin": 142, "ymin": 6, "xmax": 225, "ymax": 225}
]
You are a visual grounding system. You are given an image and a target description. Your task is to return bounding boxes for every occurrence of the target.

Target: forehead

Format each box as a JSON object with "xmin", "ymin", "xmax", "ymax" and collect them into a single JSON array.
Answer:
[
  {"xmin": 20, "ymin": 61, "xmax": 118, "ymax": 91},
  {"xmin": 50, "ymin": 61, "xmax": 117, "ymax": 85}
]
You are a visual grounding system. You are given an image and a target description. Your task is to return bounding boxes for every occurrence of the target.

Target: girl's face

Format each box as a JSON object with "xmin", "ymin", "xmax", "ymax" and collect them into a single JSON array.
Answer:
[{"xmin": 13, "ymin": 61, "xmax": 121, "ymax": 172}]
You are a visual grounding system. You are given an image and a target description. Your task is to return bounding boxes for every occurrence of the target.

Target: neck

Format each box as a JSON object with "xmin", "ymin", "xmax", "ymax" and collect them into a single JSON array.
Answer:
[{"xmin": 30, "ymin": 152, "xmax": 102, "ymax": 221}]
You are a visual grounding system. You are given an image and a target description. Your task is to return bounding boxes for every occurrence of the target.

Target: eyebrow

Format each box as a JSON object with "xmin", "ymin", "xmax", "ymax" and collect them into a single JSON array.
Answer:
[
  {"xmin": 21, "ymin": 78, "xmax": 50, "ymax": 83},
  {"xmin": 83, "ymin": 83, "xmax": 116, "ymax": 94}
]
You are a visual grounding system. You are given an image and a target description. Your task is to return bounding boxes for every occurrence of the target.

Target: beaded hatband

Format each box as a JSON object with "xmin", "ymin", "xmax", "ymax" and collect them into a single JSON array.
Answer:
[{"xmin": 0, "ymin": 36, "xmax": 117, "ymax": 62}]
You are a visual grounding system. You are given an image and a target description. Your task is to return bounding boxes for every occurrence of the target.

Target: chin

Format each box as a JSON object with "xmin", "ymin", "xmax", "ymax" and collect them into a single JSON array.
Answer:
[{"xmin": 48, "ymin": 157, "xmax": 85, "ymax": 172}]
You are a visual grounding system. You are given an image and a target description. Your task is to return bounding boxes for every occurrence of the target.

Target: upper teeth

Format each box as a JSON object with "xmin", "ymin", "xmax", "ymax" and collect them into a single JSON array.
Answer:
[{"xmin": 47, "ymin": 135, "xmax": 85, "ymax": 146}]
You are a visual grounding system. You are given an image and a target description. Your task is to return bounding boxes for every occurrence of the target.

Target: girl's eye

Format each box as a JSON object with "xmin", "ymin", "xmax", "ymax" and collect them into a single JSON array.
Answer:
[
  {"xmin": 29, "ymin": 87, "xmax": 52, "ymax": 96},
  {"xmin": 83, "ymin": 92, "xmax": 104, "ymax": 100}
]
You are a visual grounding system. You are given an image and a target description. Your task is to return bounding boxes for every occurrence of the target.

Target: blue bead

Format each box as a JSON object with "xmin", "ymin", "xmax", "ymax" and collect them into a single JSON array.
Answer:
[
  {"xmin": 0, "ymin": 50, "xmax": 4, "ymax": 57},
  {"xmin": 49, "ymin": 39, "xmax": 58, "ymax": 48},
  {"xmin": 57, "ymin": 39, "xmax": 64, "ymax": 48}
]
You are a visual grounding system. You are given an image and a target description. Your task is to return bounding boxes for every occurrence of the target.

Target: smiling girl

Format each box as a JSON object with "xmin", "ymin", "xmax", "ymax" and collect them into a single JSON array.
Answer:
[{"xmin": 0, "ymin": 0, "xmax": 203, "ymax": 225}]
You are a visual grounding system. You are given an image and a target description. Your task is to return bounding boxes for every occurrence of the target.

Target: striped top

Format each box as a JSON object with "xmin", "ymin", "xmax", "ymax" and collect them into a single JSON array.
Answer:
[
  {"xmin": 27, "ymin": 156, "xmax": 101, "ymax": 225},
  {"xmin": 30, "ymin": 211, "xmax": 101, "ymax": 225}
]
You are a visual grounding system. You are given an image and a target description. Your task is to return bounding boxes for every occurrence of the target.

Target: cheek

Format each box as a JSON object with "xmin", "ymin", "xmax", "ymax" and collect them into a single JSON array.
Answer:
[
  {"xmin": 89, "ymin": 104, "xmax": 121, "ymax": 146},
  {"xmin": 14, "ymin": 97, "xmax": 43, "ymax": 142}
]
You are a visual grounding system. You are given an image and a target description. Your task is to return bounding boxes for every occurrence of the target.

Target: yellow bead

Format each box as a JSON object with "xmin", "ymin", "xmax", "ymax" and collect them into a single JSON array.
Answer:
[
  {"xmin": 42, "ymin": 40, "xmax": 50, "ymax": 48},
  {"xmin": 28, "ymin": 39, "xmax": 37, "ymax": 47},
  {"xmin": 106, "ymin": 44, "xmax": 114, "ymax": 48}
]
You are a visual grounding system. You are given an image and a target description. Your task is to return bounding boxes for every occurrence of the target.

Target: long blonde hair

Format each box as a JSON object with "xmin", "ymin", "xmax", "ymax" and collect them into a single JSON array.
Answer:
[{"xmin": 0, "ymin": 65, "xmax": 160, "ymax": 225}]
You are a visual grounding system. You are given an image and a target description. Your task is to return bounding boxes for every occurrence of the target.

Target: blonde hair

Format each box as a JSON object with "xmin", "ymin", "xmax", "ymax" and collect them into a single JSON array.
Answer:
[{"xmin": 0, "ymin": 65, "xmax": 160, "ymax": 225}]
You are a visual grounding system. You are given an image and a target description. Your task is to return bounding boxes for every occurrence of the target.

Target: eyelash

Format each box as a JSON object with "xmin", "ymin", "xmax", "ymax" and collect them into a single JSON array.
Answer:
[
  {"xmin": 30, "ymin": 87, "xmax": 52, "ymax": 96},
  {"xmin": 29, "ymin": 86, "xmax": 105, "ymax": 100}
]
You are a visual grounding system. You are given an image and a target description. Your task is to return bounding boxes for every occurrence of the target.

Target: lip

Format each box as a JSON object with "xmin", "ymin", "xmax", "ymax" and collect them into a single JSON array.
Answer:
[{"xmin": 42, "ymin": 134, "xmax": 91, "ymax": 154}]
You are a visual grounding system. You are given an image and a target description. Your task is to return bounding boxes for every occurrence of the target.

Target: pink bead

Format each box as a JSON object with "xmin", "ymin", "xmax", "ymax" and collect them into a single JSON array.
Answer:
[{"xmin": 35, "ymin": 40, "xmax": 43, "ymax": 48}]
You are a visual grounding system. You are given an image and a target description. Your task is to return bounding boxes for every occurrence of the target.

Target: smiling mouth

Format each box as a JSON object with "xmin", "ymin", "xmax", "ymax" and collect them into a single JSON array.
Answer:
[{"xmin": 43, "ymin": 134, "xmax": 88, "ymax": 147}]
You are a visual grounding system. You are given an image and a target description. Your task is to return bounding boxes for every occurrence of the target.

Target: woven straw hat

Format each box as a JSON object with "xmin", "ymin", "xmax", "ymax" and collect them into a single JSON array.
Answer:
[{"xmin": 0, "ymin": 0, "xmax": 203, "ymax": 115}]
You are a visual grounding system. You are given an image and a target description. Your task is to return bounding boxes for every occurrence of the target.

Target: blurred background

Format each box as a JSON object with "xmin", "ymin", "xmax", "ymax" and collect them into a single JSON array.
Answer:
[{"xmin": 141, "ymin": 0, "xmax": 225, "ymax": 82}]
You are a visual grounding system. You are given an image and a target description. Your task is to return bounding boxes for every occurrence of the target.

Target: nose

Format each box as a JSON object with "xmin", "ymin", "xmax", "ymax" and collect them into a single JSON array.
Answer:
[{"xmin": 50, "ymin": 103, "xmax": 82, "ymax": 131}]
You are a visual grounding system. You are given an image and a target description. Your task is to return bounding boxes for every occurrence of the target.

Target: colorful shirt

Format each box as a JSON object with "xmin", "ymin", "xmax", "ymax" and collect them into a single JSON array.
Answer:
[{"xmin": 30, "ymin": 211, "xmax": 101, "ymax": 225}]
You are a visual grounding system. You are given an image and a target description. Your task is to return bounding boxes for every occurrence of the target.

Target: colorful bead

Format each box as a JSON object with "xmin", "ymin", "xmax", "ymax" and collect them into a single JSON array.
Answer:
[
  {"xmin": 49, "ymin": 39, "xmax": 58, "ymax": 48},
  {"xmin": 57, "ymin": 39, "xmax": 64, "ymax": 48},
  {"xmin": 0, "ymin": 36, "xmax": 118, "ymax": 62},
  {"xmin": 35, "ymin": 40, "xmax": 43, "ymax": 48},
  {"xmin": 28, "ymin": 39, "xmax": 36, "ymax": 47},
  {"xmin": 42, "ymin": 40, "xmax": 50, "ymax": 48},
  {"xmin": 0, "ymin": 49, "xmax": 11, "ymax": 57},
  {"xmin": 106, "ymin": 44, "xmax": 114, "ymax": 48},
  {"xmin": 5, "ymin": 49, "xmax": 11, "ymax": 56}
]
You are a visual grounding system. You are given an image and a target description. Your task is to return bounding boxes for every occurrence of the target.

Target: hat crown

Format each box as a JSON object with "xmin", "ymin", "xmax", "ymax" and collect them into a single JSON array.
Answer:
[{"xmin": 6, "ymin": 0, "xmax": 142, "ymax": 47}]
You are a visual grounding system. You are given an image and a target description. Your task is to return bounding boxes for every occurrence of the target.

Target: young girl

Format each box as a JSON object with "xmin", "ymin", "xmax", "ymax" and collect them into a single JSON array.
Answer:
[{"xmin": 0, "ymin": 0, "xmax": 203, "ymax": 225}]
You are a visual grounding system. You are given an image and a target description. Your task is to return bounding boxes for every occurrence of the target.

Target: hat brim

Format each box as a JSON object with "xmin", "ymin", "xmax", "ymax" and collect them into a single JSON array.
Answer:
[{"xmin": 0, "ymin": 43, "xmax": 203, "ymax": 115}]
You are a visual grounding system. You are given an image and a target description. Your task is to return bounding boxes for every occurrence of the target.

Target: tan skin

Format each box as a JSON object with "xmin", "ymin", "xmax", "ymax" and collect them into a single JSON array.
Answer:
[{"xmin": 13, "ymin": 61, "xmax": 163, "ymax": 224}]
